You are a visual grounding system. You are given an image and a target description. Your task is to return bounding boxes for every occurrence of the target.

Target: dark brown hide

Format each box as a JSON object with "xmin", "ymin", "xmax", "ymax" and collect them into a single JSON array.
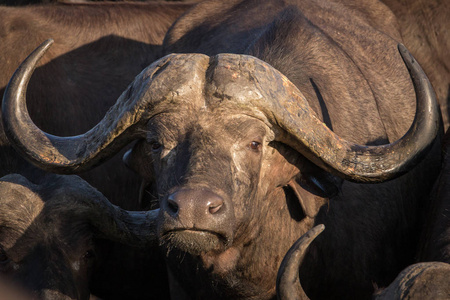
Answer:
[
  {"xmin": 0, "ymin": 275, "xmax": 34, "ymax": 300},
  {"xmin": 417, "ymin": 131, "xmax": 450, "ymax": 263},
  {"xmin": 0, "ymin": 173, "xmax": 165, "ymax": 300},
  {"xmin": 0, "ymin": 0, "xmax": 200, "ymax": 5},
  {"xmin": 0, "ymin": 1, "xmax": 193, "ymax": 209}
]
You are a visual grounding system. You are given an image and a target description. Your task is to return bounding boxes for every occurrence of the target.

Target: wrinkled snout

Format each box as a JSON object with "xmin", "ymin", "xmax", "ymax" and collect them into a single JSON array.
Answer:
[{"xmin": 159, "ymin": 188, "xmax": 235, "ymax": 254}]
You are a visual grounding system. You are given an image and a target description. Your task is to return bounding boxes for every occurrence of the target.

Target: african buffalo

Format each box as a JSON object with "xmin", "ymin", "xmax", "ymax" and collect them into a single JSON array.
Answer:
[
  {"xmin": 276, "ymin": 228, "xmax": 450, "ymax": 300},
  {"xmin": 2, "ymin": 0, "xmax": 443, "ymax": 299},
  {"xmin": 0, "ymin": 173, "xmax": 164, "ymax": 300},
  {"xmin": 0, "ymin": 1, "xmax": 193, "ymax": 209}
]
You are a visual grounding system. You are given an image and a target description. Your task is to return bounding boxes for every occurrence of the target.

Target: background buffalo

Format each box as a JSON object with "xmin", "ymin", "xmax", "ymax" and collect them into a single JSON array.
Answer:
[{"xmin": 0, "ymin": 173, "xmax": 165, "ymax": 299}]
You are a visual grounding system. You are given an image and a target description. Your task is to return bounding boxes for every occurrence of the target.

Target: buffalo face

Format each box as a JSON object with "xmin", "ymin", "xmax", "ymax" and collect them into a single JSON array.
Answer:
[{"xmin": 127, "ymin": 109, "xmax": 305, "ymax": 257}]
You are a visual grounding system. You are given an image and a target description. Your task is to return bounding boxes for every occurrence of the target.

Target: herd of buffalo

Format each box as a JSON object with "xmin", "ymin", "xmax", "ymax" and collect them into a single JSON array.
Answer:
[{"xmin": 0, "ymin": 0, "xmax": 449, "ymax": 299}]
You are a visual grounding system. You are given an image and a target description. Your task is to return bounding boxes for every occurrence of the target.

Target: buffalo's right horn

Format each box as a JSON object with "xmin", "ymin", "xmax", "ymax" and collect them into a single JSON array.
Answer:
[
  {"xmin": 212, "ymin": 44, "xmax": 440, "ymax": 183},
  {"xmin": 276, "ymin": 224, "xmax": 325, "ymax": 300}
]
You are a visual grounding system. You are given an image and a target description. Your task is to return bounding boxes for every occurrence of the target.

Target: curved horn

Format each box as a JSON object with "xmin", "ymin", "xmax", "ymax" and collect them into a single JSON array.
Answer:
[
  {"xmin": 2, "ymin": 39, "xmax": 144, "ymax": 173},
  {"xmin": 2, "ymin": 40, "xmax": 208, "ymax": 174},
  {"xmin": 57, "ymin": 175, "xmax": 159, "ymax": 246},
  {"xmin": 213, "ymin": 44, "xmax": 439, "ymax": 182},
  {"xmin": 77, "ymin": 184, "xmax": 160, "ymax": 247},
  {"xmin": 275, "ymin": 44, "xmax": 439, "ymax": 182},
  {"xmin": 0, "ymin": 173, "xmax": 159, "ymax": 247},
  {"xmin": 276, "ymin": 225, "xmax": 325, "ymax": 300}
]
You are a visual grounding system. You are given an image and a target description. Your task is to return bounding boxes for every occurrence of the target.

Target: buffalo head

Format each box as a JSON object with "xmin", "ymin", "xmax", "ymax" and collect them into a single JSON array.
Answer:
[
  {"xmin": 0, "ymin": 173, "xmax": 158, "ymax": 299},
  {"xmin": 1, "ymin": 39, "xmax": 440, "ymax": 298}
]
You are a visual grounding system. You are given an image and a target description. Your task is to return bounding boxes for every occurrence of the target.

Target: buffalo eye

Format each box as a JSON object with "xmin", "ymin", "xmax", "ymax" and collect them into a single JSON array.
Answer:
[
  {"xmin": 249, "ymin": 141, "xmax": 262, "ymax": 152},
  {"xmin": 82, "ymin": 249, "xmax": 95, "ymax": 262},
  {"xmin": 81, "ymin": 249, "xmax": 96, "ymax": 270},
  {"xmin": 150, "ymin": 142, "xmax": 163, "ymax": 153}
]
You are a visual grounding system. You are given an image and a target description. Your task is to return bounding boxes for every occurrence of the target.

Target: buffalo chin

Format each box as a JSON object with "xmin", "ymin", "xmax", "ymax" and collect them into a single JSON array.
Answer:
[{"xmin": 161, "ymin": 230, "xmax": 227, "ymax": 256}]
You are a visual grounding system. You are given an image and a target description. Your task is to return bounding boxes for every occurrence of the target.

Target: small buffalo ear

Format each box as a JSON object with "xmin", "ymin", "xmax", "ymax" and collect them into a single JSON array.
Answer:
[
  {"xmin": 123, "ymin": 148, "xmax": 135, "ymax": 169},
  {"xmin": 123, "ymin": 140, "xmax": 154, "ymax": 182},
  {"xmin": 287, "ymin": 172, "xmax": 342, "ymax": 218},
  {"xmin": 287, "ymin": 180, "xmax": 323, "ymax": 218},
  {"xmin": 123, "ymin": 141, "xmax": 158, "ymax": 209}
]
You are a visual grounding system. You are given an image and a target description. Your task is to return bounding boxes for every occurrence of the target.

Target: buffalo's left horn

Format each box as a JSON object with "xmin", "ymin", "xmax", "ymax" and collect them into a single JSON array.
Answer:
[
  {"xmin": 2, "ymin": 39, "xmax": 207, "ymax": 173},
  {"xmin": 276, "ymin": 225, "xmax": 325, "ymax": 300},
  {"xmin": 2, "ymin": 39, "xmax": 146, "ymax": 173}
]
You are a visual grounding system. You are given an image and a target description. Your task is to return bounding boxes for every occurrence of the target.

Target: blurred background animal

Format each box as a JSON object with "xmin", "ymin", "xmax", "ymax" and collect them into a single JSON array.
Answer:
[{"xmin": 0, "ymin": 173, "xmax": 165, "ymax": 299}]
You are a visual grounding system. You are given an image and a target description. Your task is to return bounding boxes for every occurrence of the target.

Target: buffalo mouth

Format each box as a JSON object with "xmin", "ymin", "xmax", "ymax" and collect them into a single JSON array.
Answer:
[{"xmin": 160, "ymin": 228, "xmax": 230, "ymax": 255}]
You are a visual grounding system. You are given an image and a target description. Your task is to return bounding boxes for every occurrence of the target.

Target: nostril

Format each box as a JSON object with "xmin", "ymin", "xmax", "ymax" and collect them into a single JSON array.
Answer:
[
  {"xmin": 208, "ymin": 201, "xmax": 224, "ymax": 214},
  {"xmin": 167, "ymin": 198, "xmax": 179, "ymax": 214}
]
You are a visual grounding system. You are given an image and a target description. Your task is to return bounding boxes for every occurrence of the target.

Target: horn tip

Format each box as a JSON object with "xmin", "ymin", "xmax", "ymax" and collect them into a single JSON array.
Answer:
[
  {"xmin": 313, "ymin": 224, "xmax": 325, "ymax": 233},
  {"xmin": 42, "ymin": 39, "xmax": 54, "ymax": 50}
]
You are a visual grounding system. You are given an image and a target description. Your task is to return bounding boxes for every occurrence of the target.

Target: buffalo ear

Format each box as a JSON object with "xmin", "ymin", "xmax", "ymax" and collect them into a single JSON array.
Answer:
[
  {"xmin": 123, "ymin": 140, "xmax": 154, "ymax": 182},
  {"xmin": 123, "ymin": 141, "xmax": 158, "ymax": 209},
  {"xmin": 287, "ymin": 180, "xmax": 324, "ymax": 218},
  {"xmin": 287, "ymin": 172, "xmax": 341, "ymax": 218}
]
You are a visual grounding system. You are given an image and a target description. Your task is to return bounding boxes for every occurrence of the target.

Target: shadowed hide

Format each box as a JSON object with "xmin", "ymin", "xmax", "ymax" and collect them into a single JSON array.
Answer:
[{"xmin": 417, "ymin": 130, "xmax": 450, "ymax": 265}]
